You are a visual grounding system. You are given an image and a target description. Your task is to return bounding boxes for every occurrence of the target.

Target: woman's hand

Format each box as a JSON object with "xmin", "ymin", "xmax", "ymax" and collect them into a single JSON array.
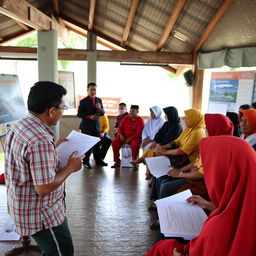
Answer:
[
  {"xmin": 173, "ymin": 248, "xmax": 184, "ymax": 256},
  {"xmin": 55, "ymin": 138, "xmax": 68, "ymax": 148},
  {"xmin": 154, "ymin": 145, "xmax": 167, "ymax": 154},
  {"xmin": 168, "ymin": 168, "xmax": 181, "ymax": 177},
  {"xmin": 142, "ymin": 138, "xmax": 152, "ymax": 148},
  {"xmin": 187, "ymin": 195, "xmax": 215, "ymax": 211},
  {"xmin": 150, "ymin": 141, "xmax": 157, "ymax": 149}
]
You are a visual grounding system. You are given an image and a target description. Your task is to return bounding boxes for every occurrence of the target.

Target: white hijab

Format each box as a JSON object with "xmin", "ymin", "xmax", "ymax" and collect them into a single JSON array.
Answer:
[{"xmin": 142, "ymin": 106, "xmax": 165, "ymax": 141}]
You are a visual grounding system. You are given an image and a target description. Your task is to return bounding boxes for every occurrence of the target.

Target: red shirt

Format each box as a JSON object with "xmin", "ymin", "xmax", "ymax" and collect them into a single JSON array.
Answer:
[{"xmin": 118, "ymin": 115, "xmax": 144, "ymax": 140}]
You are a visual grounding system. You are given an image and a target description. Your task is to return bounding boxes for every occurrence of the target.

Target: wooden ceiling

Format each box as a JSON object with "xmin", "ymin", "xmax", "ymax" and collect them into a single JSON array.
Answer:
[{"xmin": 0, "ymin": 0, "xmax": 255, "ymax": 74}]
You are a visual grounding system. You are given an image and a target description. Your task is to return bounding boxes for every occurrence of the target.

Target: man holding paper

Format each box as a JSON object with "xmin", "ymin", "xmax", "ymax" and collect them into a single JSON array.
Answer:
[
  {"xmin": 5, "ymin": 82, "xmax": 84, "ymax": 256},
  {"xmin": 77, "ymin": 82, "xmax": 106, "ymax": 169}
]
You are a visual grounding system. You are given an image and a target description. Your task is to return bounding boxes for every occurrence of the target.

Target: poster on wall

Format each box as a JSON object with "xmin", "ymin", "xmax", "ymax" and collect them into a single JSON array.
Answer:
[
  {"xmin": 58, "ymin": 71, "xmax": 76, "ymax": 109},
  {"xmin": 208, "ymin": 71, "xmax": 256, "ymax": 113},
  {"xmin": 76, "ymin": 95, "xmax": 121, "ymax": 115},
  {"xmin": 0, "ymin": 74, "xmax": 26, "ymax": 125}
]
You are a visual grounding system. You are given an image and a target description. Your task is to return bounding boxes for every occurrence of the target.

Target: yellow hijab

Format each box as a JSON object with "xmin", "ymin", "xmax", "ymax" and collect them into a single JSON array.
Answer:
[{"xmin": 173, "ymin": 109, "xmax": 206, "ymax": 161}]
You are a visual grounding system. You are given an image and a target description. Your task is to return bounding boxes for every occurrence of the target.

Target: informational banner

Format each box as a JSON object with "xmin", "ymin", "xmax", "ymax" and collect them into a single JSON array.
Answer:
[
  {"xmin": 208, "ymin": 71, "xmax": 256, "ymax": 113},
  {"xmin": 0, "ymin": 74, "xmax": 26, "ymax": 125},
  {"xmin": 58, "ymin": 71, "xmax": 76, "ymax": 109},
  {"xmin": 77, "ymin": 96, "xmax": 121, "ymax": 115}
]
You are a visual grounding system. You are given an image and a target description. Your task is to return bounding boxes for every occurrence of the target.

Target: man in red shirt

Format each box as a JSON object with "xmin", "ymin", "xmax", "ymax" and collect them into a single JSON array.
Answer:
[{"xmin": 111, "ymin": 105, "xmax": 144, "ymax": 169}]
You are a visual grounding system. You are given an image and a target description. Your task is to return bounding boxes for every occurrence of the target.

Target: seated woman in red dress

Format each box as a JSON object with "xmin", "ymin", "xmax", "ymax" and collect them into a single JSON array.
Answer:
[{"xmin": 146, "ymin": 136, "xmax": 256, "ymax": 256}]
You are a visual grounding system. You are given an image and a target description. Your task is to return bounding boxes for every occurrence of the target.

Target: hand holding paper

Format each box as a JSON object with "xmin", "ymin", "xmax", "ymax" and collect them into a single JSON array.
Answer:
[{"xmin": 56, "ymin": 130, "xmax": 100, "ymax": 168}]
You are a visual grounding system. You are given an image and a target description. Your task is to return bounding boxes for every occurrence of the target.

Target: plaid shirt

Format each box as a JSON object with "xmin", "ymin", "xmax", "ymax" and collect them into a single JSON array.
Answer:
[{"xmin": 4, "ymin": 113, "xmax": 65, "ymax": 236}]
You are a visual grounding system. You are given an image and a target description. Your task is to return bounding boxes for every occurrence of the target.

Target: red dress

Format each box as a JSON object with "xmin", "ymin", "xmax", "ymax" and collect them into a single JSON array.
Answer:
[{"xmin": 147, "ymin": 136, "xmax": 256, "ymax": 256}]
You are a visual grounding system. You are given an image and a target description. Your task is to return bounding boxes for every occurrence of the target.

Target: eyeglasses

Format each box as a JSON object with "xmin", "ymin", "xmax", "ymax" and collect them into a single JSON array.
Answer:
[{"xmin": 54, "ymin": 105, "xmax": 68, "ymax": 110}]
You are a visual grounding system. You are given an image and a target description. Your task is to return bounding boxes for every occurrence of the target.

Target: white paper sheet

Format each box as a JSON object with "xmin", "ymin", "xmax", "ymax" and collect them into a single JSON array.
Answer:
[
  {"xmin": 145, "ymin": 156, "xmax": 171, "ymax": 178},
  {"xmin": 155, "ymin": 190, "xmax": 208, "ymax": 240},
  {"xmin": 56, "ymin": 130, "xmax": 100, "ymax": 168}
]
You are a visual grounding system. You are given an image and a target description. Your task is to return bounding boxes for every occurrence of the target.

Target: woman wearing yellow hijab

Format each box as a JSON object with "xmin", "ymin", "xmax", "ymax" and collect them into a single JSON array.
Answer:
[{"xmin": 155, "ymin": 109, "xmax": 206, "ymax": 162}]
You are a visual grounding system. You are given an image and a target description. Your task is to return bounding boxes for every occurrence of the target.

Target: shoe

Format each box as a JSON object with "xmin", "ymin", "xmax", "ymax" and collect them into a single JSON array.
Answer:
[
  {"xmin": 96, "ymin": 160, "xmax": 108, "ymax": 166},
  {"xmin": 111, "ymin": 162, "xmax": 120, "ymax": 168},
  {"xmin": 83, "ymin": 162, "xmax": 92, "ymax": 169}
]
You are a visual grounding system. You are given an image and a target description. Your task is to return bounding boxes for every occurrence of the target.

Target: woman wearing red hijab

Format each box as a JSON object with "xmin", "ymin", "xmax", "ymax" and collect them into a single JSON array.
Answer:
[
  {"xmin": 165, "ymin": 114, "xmax": 234, "ymax": 200},
  {"xmin": 240, "ymin": 109, "xmax": 256, "ymax": 150},
  {"xmin": 146, "ymin": 136, "xmax": 256, "ymax": 256}
]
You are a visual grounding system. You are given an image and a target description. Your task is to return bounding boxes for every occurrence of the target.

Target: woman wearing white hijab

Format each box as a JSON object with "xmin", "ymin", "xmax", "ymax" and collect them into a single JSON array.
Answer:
[{"xmin": 142, "ymin": 106, "xmax": 165, "ymax": 151}]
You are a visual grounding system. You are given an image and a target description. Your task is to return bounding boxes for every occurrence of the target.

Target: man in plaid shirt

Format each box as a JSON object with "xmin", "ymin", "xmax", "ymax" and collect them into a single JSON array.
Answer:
[{"xmin": 5, "ymin": 81, "xmax": 84, "ymax": 256}]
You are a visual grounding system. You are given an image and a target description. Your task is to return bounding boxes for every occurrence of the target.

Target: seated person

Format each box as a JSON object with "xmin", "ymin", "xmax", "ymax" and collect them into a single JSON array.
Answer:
[
  {"xmin": 96, "ymin": 114, "xmax": 112, "ymax": 166},
  {"xmin": 114, "ymin": 102, "xmax": 128, "ymax": 137},
  {"xmin": 131, "ymin": 106, "xmax": 183, "ymax": 179},
  {"xmin": 239, "ymin": 104, "xmax": 251, "ymax": 111},
  {"xmin": 141, "ymin": 106, "xmax": 165, "ymax": 151},
  {"xmin": 226, "ymin": 112, "xmax": 241, "ymax": 137},
  {"xmin": 239, "ymin": 109, "xmax": 256, "ymax": 150},
  {"xmin": 146, "ymin": 136, "xmax": 256, "ymax": 256},
  {"xmin": 167, "ymin": 113, "xmax": 234, "ymax": 200},
  {"xmin": 149, "ymin": 109, "xmax": 205, "ymax": 218},
  {"xmin": 111, "ymin": 105, "xmax": 144, "ymax": 169}
]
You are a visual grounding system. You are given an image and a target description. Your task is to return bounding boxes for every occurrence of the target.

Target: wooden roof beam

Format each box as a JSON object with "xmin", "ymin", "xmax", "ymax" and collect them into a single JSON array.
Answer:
[
  {"xmin": 156, "ymin": 0, "xmax": 187, "ymax": 51},
  {"xmin": 0, "ymin": 46, "xmax": 193, "ymax": 64},
  {"xmin": 53, "ymin": 0, "xmax": 60, "ymax": 16},
  {"xmin": 193, "ymin": 0, "xmax": 235, "ymax": 52},
  {"xmin": 15, "ymin": 20, "xmax": 30, "ymax": 31},
  {"xmin": 121, "ymin": 0, "xmax": 140, "ymax": 46},
  {"xmin": 88, "ymin": 0, "xmax": 96, "ymax": 31},
  {"xmin": 0, "ymin": 0, "xmax": 59, "ymax": 31}
]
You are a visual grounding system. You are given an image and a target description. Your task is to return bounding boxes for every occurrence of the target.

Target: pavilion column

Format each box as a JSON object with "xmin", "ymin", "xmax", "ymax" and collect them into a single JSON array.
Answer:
[
  {"xmin": 37, "ymin": 30, "xmax": 59, "ymax": 138},
  {"xmin": 87, "ymin": 32, "xmax": 97, "ymax": 83},
  {"xmin": 192, "ymin": 52, "xmax": 204, "ymax": 110}
]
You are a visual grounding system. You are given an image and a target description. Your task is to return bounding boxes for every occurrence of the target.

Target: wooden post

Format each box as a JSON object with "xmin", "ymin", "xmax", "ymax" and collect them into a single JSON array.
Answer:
[{"xmin": 192, "ymin": 52, "xmax": 204, "ymax": 110}]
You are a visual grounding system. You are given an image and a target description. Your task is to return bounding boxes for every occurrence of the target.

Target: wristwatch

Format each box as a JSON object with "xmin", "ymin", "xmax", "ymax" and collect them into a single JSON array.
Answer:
[{"xmin": 179, "ymin": 171, "xmax": 183, "ymax": 177}]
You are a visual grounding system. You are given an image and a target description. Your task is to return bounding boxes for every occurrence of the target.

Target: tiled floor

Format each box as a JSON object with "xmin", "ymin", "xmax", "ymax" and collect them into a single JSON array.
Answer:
[{"xmin": 0, "ymin": 153, "xmax": 157, "ymax": 256}]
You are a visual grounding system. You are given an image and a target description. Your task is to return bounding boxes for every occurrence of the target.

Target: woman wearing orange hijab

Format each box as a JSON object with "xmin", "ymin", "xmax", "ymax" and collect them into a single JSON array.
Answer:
[
  {"xmin": 240, "ymin": 109, "xmax": 256, "ymax": 150},
  {"xmin": 146, "ymin": 136, "xmax": 256, "ymax": 256}
]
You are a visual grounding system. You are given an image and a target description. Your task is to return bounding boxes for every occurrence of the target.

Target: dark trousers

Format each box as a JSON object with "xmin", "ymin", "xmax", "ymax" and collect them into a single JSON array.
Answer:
[
  {"xmin": 97, "ymin": 134, "xmax": 112, "ymax": 160},
  {"xmin": 150, "ymin": 176, "xmax": 187, "ymax": 200},
  {"xmin": 31, "ymin": 217, "xmax": 73, "ymax": 256},
  {"xmin": 81, "ymin": 129, "xmax": 101, "ymax": 163}
]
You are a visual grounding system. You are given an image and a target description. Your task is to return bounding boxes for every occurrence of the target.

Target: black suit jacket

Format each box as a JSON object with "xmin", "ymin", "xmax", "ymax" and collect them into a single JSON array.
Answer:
[{"xmin": 77, "ymin": 96, "xmax": 105, "ymax": 136}]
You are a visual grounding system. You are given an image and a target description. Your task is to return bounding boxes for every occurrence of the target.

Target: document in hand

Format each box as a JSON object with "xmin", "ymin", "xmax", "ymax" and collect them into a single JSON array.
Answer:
[
  {"xmin": 56, "ymin": 130, "xmax": 100, "ymax": 168},
  {"xmin": 155, "ymin": 190, "xmax": 208, "ymax": 240},
  {"xmin": 145, "ymin": 156, "xmax": 171, "ymax": 178}
]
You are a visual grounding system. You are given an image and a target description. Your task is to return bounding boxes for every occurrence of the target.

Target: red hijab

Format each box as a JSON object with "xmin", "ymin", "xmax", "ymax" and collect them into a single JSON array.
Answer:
[
  {"xmin": 205, "ymin": 113, "xmax": 234, "ymax": 136},
  {"xmin": 146, "ymin": 136, "xmax": 256, "ymax": 256},
  {"xmin": 240, "ymin": 109, "xmax": 256, "ymax": 138}
]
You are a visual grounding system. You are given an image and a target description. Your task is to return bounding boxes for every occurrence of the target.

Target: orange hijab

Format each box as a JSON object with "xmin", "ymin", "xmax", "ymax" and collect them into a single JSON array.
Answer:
[{"xmin": 240, "ymin": 109, "xmax": 256, "ymax": 138}]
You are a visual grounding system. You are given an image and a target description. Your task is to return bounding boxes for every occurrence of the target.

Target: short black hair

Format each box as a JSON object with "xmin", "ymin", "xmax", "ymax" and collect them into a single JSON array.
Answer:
[
  {"xmin": 130, "ymin": 105, "xmax": 139, "ymax": 110},
  {"xmin": 119, "ymin": 102, "xmax": 126, "ymax": 107},
  {"xmin": 252, "ymin": 102, "xmax": 256, "ymax": 109},
  {"xmin": 87, "ymin": 82, "xmax": 97, "ymax": 89},
  {"xmin": 28, "ymin": 81, "xmax": 67, "ymax": 114},
  {"xmin": 239, "ymin": 104, "xmax": 251, "ymax": 110}
]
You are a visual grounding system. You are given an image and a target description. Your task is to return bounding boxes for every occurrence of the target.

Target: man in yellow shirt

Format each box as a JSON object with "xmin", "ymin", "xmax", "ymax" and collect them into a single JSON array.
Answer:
[{"xmin": 97, "ymin": 114, "xmax": 112, "ymax": 166}]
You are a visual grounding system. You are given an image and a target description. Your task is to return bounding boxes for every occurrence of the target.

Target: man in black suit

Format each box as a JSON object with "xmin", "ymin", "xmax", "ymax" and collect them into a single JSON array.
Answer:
[{"xmin": 77, "ymin": 82, "xmax": 106, "ymax": 169}]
